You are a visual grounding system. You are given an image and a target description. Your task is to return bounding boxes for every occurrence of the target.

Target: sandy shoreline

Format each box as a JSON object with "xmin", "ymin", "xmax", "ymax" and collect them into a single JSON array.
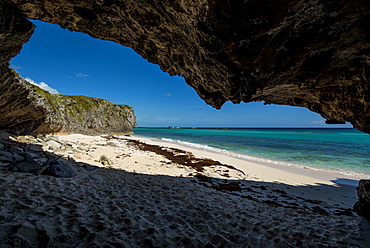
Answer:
[
  {"xmin": 1, "ymin": 133, "xmax": 369, "ymax": 247},
  {"xmin": 130, "ymin": 135, "xmax": 370, "ymax": 184},
  {"xmin": 122, "ymin": 135, "xmax": 366, "ymax": 211}
]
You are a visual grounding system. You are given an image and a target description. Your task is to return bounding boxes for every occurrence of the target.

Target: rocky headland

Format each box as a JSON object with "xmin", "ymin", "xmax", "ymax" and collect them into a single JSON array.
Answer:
[{"xmin": 0, "ymin": 68, "xmax": 136, "ymax": 135}]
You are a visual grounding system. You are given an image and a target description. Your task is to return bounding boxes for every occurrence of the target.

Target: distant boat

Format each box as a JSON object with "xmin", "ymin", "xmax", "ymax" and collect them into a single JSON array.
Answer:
[{"xmin": 168, "ymin": 126, "xmax": 180, "ymax": 129}]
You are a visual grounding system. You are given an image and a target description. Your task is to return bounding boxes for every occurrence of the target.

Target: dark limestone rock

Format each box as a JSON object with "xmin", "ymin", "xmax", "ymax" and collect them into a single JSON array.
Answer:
[
  {"xmin": 0, "ymin": 131, "xmax": 10, "ymax": 140},
  {"xmin": 0, "ymin": 151, "xmax": 13, "ymax": 162},
  {"xmin": 42, "ymin": 161, "xmax": 77, "ymax": 178},
  {"xmin": 25, "ymin": 150, "xmax": 42, "ymax": 159},
  {"xmin": 0, "ymin": 66, "xmax": 50, "ymax": 134},
  {"xmin": 27, "ymin": 144, "xmax": 44, "ymax": 153},
  {"xmin": 1, "ymin": 0, "xmax": 369, "ymax": 133},
  {"xmin": 354, "ymin": 179, "xmax": 370, "ymax": 220},
  {"xmin": 0, "ymin": 1, "xmax": 34, "ymax": 66},
  {"xmin": 0, "ymin": 161, "xmax": 10, "ymax": 168},
  {"xmin": 44, "ymin": 151, "xmax": 61, "ymax": 161},
  {"xmin": 81, "ymin": 163, "xmax": 100, "ymax": 171},
  {"xmin": 11, "ymin": 157, "xmax": 42, "ymax": 173},
  {"xmin": 0, "ymin": 131, "xmax": 91, "ymax": 177},
  {"xmin": 12, "ymin": 152, "xmax": 24, "ymax": 162}
]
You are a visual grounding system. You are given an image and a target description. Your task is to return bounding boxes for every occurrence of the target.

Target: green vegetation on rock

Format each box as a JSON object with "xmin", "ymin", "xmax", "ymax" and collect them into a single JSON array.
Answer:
[{"xmin": 3, "ymin": 71, "xmax": 136, "ymax": 135}]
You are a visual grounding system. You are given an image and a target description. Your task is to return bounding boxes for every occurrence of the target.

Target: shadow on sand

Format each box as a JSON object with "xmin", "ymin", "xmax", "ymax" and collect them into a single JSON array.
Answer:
[{"xmin": 0, "ymin": 137, "xmax": 369, "ymax": 247}]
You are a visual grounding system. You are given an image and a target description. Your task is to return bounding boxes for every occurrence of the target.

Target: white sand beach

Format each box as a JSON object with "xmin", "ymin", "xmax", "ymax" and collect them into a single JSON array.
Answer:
[{"xmin": 1, "ymin": 133, "xmax": 369, "ymax": 247}]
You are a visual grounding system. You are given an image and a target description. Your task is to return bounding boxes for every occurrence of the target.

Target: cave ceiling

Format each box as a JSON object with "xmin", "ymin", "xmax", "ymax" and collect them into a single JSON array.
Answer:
[{"xmin": 1, "ymin": 0, "xmax": 370, "ymax": 132}]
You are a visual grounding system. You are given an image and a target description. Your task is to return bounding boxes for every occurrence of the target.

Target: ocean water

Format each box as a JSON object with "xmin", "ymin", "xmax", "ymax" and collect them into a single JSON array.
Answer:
[{"xmin": 134, "ymin": 128, "xmax": 370, "ymax": 175}]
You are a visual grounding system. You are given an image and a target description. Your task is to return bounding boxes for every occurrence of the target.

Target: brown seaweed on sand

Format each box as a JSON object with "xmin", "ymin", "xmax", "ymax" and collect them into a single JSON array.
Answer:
[{"xmin": 103, "ymin": 135, "xmax": 244, "ymax": 175}]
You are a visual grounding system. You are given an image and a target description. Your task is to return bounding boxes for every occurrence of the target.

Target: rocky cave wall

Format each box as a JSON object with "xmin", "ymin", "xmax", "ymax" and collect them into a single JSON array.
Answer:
[
  {"xmin": 0, "ymin": 1, "xmax": 43, "ymax": 133},
  {"xmin": 1, "ymin": 0, "xmax": 370, "ymax": 133}
]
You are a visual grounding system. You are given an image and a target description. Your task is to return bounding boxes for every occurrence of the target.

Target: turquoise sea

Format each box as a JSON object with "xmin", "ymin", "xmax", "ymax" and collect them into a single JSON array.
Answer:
[{"xmin": 134, "ymin": 128, "xmax": 370, "ymax": 175}]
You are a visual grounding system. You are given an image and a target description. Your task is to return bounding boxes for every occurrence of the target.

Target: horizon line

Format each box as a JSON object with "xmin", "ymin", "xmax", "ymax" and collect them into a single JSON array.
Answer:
[{"xmin": 135, "ymin": 126, "xmax": 355, "ymax": 129}]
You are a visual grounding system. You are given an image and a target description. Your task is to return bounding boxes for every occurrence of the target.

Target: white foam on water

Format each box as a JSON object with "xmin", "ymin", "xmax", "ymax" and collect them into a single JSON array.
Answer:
[
  {"xmin": 162, "ymin": 138, "xmax": 304, "ymax": 165},
  {"xmin": 160, "ymin": 138, "xmax": 369, "ymax": 178}
]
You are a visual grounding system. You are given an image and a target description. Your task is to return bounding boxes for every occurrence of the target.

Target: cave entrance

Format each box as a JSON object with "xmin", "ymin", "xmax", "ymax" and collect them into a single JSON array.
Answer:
[{"xmin": 11, "ymin": 20, "xmax": 348, "ymax": 129}]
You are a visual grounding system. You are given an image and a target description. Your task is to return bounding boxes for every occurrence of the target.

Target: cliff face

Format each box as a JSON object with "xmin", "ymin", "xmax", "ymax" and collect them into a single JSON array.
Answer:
[
  {"xmin": 0, "ymin": 66, "xmax": 47, "ymax": 134},
  {"xmin": 0, "ymin": 68, "xmax": 136, "ymax": 135},
  {"xmin": 1, "ymin": 0, "xmax": 370, "ymax": 132}
]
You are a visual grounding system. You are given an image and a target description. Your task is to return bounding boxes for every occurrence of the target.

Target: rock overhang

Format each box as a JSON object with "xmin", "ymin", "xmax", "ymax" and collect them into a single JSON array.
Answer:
[{"xmin": 1, "ymin": 0, "xmax": 370, "ymax": 133}]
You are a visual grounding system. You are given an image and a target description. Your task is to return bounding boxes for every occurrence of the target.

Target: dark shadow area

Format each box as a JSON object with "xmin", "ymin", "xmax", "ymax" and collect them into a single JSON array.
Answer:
[
  {"xmin": 331, "ymin": 178, "xmax": 360, "ymax": 187},
  {"xmin": 0, "ymin": 133, "xmax": 369, "ymax": 247}
]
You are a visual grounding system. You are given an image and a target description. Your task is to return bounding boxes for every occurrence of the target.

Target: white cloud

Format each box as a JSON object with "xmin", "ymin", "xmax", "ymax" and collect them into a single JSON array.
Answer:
[
  {"xmin": 165, "ymin": 93, "xmax": 171, "ymax": 97},
  {"xmin": 309, "ymin": 120, "xmax": 326, "ymax": 125},
  {"xmin": 25, "ymin": 77, "xmax": 59, "ymax": 94},
  {"xmin": 76, "ymin": 72, "xmax": 89, "ymax": 78},
  {"xmin": 10, "ymin": 64, "xmax": 22, "ymax": 70}
]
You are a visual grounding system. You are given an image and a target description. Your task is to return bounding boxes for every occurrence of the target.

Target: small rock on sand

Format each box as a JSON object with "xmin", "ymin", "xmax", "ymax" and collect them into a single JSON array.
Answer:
[
  {"xmin": 0, "ymin": 130, "xmax": 10, "ymax": 140},
  {"xmin": 46, "ymin": 139, "xmax": 63, "ymax": 150},
  {"xmin": 0, "ymin": 151, "xmax": 13, "ymax": 162},
  {"xmin": 42, "ymin": 161, "xmax": 77, "ymax": 178},
  {"xmin": 12, "ymin": 157, "xmax": 42, "ymax": 173},
  {"xmin": 99, "ymin": 155, "xmax": 112, "ymax": 166}
]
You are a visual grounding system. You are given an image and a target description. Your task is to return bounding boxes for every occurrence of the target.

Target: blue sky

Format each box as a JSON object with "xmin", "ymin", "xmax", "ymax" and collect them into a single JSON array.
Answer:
[{"xmin": 11, "ymin": 20, "xmax": 352, "ymax": 128}]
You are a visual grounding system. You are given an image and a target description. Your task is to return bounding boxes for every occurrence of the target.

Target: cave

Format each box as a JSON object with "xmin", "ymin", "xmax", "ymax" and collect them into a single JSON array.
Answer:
[
  {"xmin": 0, "ymin": 0, "xmax": 370, "ymax": 133},
  {"xmin": 1, "ymin": 0, "xmax": 370, "ymax": 239}
]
